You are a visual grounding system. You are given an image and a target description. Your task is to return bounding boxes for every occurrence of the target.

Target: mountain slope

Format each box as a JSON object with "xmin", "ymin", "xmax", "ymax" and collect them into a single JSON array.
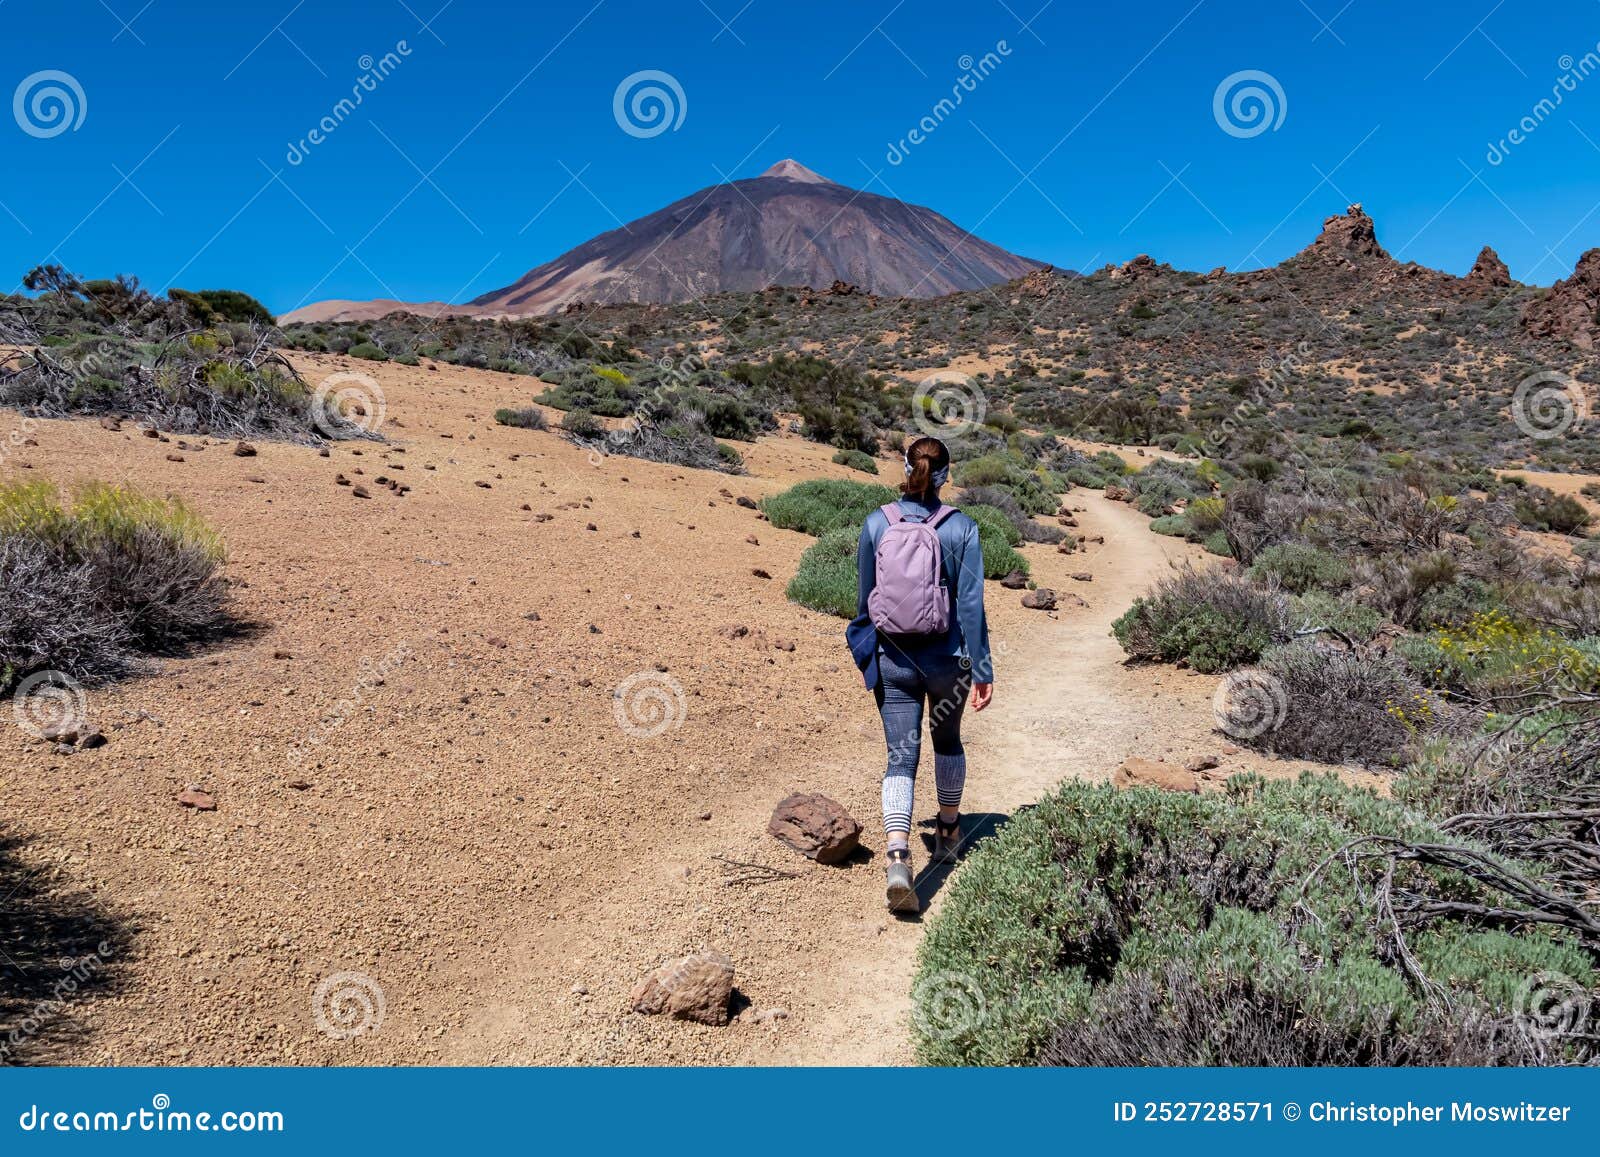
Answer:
[{"xmin": 281, "ymin": 161, "xmax": 1037, "ymax": 324}]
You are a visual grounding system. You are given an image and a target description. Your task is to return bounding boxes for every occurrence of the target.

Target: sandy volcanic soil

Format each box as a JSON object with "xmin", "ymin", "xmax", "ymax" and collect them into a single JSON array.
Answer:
[{"xmin": 2, "ymin": 353, "xmax": 1359, "ymax": 1066}]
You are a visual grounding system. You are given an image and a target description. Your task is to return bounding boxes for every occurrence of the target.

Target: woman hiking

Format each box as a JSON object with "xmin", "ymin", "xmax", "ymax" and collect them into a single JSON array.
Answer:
[{"xmin": 846, "ymin": 436, "xmax": 993, "ymax": 914}]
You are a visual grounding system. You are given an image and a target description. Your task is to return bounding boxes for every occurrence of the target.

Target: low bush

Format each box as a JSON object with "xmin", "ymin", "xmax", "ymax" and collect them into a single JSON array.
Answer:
[
  {"xmin": 762, "ymin": 479, "xmax": 897, "ymax": 536},
  {"xmin": 959, "ymin": 485, "xmax": 1064, "ymax": 543},
  {"xmin": 494, "ymin": 407, "xmax": 548, "ymax": 430},
  {"xmin": 728, "ymin": 354, "xmax": 900, "ymax": 451},
  {"xmin": 0, "ymin": 480, "xmax": 229, "ymax": 689},
  {"xmin": 1248, "ymin": 542, "xmax": 1351, "ymax": 594},
  {"xmin": 559, "ymin": 408, "xmax": 603, "ymax": 439},
  {"xmin": 1289, "ymin": 590, "xmax": 1385, "ymax": 643},
  {"xmin": 1232, "ymin": 642, "xmax": 1438, "ymax": 766},
  {"xmin": 914, "ymin": 775, "xmax": 1595, "ymax": 1065},
  {"xmin": 1514, "ymin": 489, "xmax": 1592, "ymax": 535},
  {"xmin": 785, "ymin": 526, "xmax": 860, "ymax": 618},
  {"xmin": 963, "ymin": 505, "xmax": 1028, "ymax": 579},
  {"xmin": 832, "ymin": 448, "xmax": 878, "ymax": 474},
  {"xmin": 1397, "ymin": 610, "xmax": 1600, "ymax": 698},
  {"xmin": 347, "ymin": 342, "xmax": 386, "ymax": 361},
  {"xmin": 1112, "ymin": 566, "xmax": 1291, "ymax": 672},
  {"xmin": 537, "ymin": 367, "xmax": 640, "ymax": 417}
]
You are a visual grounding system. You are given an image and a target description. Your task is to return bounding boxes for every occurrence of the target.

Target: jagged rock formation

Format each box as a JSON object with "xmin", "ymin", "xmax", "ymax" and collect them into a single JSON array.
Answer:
[
  {"xmin": 1296, "ymin": 203, "xmax": 1393, "ymax": 269},
  {"xmin": 1522, "ymin": 248, "xmax": 1600, "ymax": 349},
  {"xmin": 1466, "ymin": 245, "xmax": 1513, "ymax": 292}
]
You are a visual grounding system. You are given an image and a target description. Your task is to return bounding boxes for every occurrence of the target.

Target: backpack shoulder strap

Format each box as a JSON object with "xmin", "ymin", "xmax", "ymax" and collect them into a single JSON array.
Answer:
[
  {"xmin": 926, "ymin": 504, "xmax": 959, "ymax": 529},
  {"xmin": 880, "ymin": 503, "xmax": 906, "ymax": 524}
]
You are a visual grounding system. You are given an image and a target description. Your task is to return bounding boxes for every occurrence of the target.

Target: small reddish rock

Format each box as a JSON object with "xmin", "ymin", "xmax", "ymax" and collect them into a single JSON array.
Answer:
[{"xmin": 175, "ymin": 788, "xmax": 217, "ymax": 811}]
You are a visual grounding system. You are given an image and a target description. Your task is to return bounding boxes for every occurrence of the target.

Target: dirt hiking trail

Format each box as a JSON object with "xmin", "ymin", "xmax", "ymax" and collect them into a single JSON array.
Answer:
[{"xmin": 439, "ymin": 489, "xmax": 1298, "ymax": 1066}]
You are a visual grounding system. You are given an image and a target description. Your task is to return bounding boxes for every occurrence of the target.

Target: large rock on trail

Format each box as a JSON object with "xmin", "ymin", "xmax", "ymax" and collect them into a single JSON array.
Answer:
[
  {"xmin": 1020, "ymin": 588, "xmax": 1057, "ymax": 610},
  {"xmin": 768, "ymin": 792, "xmax": 861, "ymax": 864},
  {"xmin": 629, "ymin": 950, "xmax": 736, "ymax": 1025}
]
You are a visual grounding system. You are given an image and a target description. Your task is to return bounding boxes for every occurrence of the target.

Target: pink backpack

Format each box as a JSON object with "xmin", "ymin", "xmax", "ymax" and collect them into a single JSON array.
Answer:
[{"xmin": 867, "ymin": 503, "xmax": 956, "ymax": 635}]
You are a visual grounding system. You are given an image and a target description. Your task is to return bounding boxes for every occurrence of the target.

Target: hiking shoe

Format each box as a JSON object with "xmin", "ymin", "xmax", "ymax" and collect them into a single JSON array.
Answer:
[
  {"xmin": 885, "ymin": 850, "xmax": 919, "ymax": 914},
  {"xmin": 932, "ymin": 814, "xmax": 962, "ymax": 865}
]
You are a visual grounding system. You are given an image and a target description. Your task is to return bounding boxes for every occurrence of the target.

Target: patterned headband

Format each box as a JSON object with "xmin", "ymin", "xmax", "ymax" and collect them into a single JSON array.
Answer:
[{"xmin": 903, "ymin": 458, "xmax": 950, "ymax": 488}]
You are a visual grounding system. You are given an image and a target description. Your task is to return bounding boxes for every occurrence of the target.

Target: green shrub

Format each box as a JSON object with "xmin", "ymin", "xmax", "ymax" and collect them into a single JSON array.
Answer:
[
  {"xmin": 1514, "ymin": 490, "xmax": 1592, "ymax": 534},
  {"xmin": 762, "ymin": 479, "xmax": 896, "ymax": 536},
  {"xmin": 169, "ymin": 287, "xmax": 274, "ymax": 326},
  {"xmin": 914, "ymin": 775, "xmax": 1595, "ymax": 1065},
  {"xmin": 786, "ymin": 526, "xmax": 860, "ymax": 618},
  {"xmin": 962, "ymin": 504, "xmax": 1021, "ymax": 547},
  {"xmin": 1112, "ymin": 567, "xmax": 1290, "ymax": 672},
  {"xmin": 832, "ymin": 448, "xmax": 879, "ymax": 474},
  {"xmin": 1248, "ymin": 543, "xmax": 1351, "ymax": 594},
  {"xmin": 347, "ymin": 342, "xmax": 387, "ymax": 361},
  {"xmin": 1397, "ymin": 609, "xmax": 1600, "ymax": 698},
  {"xmin": 559, "ymin": 408, "xmax": 604, "ymax": 439},
  {"xmin": 728, "ymin": 354, "xmax": 898, "ymax": 451},
  {"xmin": 494, "ymin": 407, "xmax": 548, "ymax": 430},
  {"xmin": 1, "ymin": 480, "xmax": 230, "ymax": 687},
  {"xmin": 964, "ymin": 504, "xmax": 1028, "ymax": 578},
  {"xmin": 537, "ymin": 367, "xmax": 640, "ymax": 417},
  {"xmin": 1290, "ymin": 590, "xmax": 1385, "ymax": 642}
]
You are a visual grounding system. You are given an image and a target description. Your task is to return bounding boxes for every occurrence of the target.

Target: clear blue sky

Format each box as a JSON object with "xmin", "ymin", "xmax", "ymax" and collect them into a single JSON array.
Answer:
[{"xmin": 7, "ymin": 0, "xmax": 1600, "ymax": 314}]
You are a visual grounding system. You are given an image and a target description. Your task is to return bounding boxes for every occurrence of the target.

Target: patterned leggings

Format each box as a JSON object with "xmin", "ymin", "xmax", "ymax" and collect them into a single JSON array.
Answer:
[{"xmin": 873, "ymin": 646, "xmax": 970, "ymax": 849}]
